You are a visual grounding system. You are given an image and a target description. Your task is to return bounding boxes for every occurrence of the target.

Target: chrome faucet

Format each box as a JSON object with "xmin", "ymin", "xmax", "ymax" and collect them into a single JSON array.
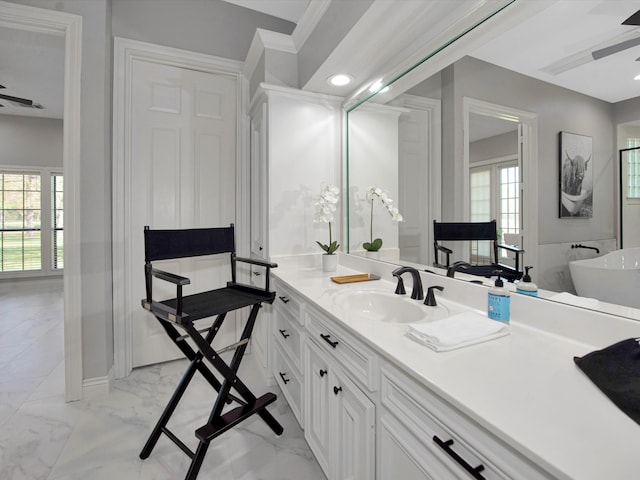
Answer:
[{"xmin": 392, "ymin": 266, "xmax": 424, "ymax": 300}]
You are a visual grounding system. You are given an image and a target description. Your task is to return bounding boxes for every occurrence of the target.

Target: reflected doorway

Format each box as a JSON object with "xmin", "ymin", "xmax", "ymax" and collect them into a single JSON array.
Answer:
[{"xmin": 463, "ymin": 98, "xmax": 538, "ymax": 278}]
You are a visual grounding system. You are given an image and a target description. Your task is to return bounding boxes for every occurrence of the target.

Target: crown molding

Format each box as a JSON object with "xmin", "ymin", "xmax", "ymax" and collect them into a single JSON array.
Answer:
[{"xmin": 291, "ymin": 0, "xmax": 332, "ymax": 51}]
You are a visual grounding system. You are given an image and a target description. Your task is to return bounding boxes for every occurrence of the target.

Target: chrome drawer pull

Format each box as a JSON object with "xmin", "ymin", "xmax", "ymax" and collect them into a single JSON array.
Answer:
[
  {"xmin": 278, "ymin": 296, "xmax": 290, "ymax": 304},
  {"xmin": 320, "ymin": 333, "xmax": 338, "ymax": 348},
  {"xmin": 433, "ymin": 435, "xmax": 485, "ymax": 480},
  {"xmin": 279, "ymin": 329, "xmax": 290, "ymax": 339},
  {"xmin": 279, "ymin": 372, "xmax": 290, "ymax": 385}
]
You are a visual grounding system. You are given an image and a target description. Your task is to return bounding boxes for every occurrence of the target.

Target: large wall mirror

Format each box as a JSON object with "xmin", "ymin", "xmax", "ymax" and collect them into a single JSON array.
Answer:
[{"xmin": 346, "ymin": 0, "xmax": 640, "ymax": 319}]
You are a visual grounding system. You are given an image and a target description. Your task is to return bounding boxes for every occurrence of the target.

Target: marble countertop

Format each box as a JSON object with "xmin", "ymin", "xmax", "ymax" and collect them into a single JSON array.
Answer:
[{"xmin": 272, "ymin": 257, "xmax": 640, "ymax": 480}]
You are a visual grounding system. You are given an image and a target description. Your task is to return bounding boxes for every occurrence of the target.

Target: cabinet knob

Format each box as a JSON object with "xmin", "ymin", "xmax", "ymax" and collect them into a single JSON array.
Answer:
[
  {"xmin": 279, "ymin": 329, "xmax": 290, "ymax": 339},
  {"xmin": 319, "ymin": 369, "xmax": 327, "ymax": 377},
  {"xmin": 253, "ymin": 271, "xmax": 261, "ymax": 276},
  {"xmin": 279, "ymin": 372, "xmax": 290, "ymax": 385},
  {"xmin": 259, "ymin": 246, "xmax": 263, "ymax": 251},
  {"xmin": 333, "ymin": 386, "xmax": 342, "ymax": 395},
  {"xmin": 279, "ymin": 296, "xmax": 290, "ymax": 304}
]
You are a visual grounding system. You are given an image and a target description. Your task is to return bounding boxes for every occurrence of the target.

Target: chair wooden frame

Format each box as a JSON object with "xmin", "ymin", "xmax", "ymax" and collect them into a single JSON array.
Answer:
[
  {"xmin": 139, "ymin": 225, "xmax": 283, "ymax": 480},
  {"xmin": 433, "ymin": 220, "xmax": 525, "ymax": 282}
]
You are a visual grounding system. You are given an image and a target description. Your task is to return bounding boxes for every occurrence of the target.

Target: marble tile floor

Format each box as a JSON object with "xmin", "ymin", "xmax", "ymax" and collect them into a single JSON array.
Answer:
[{"xmin": 0, "ymin": 278, "xmax": 326, "ymax": 480}]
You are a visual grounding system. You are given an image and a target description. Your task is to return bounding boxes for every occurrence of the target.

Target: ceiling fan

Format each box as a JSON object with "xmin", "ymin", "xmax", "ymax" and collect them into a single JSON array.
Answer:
[
  {"xmin": 0, "ymin": 84, "xmax": 43, "ymax": 109},
  {"xmin": 591, "ymin": 9, "xmax": 640, "ymax": 60}
]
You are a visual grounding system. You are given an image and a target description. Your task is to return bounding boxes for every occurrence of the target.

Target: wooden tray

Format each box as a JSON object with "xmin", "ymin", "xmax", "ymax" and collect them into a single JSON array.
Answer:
[{"xmin": 331, "ymin": 274, "xmax": 381, "ymax": 284}]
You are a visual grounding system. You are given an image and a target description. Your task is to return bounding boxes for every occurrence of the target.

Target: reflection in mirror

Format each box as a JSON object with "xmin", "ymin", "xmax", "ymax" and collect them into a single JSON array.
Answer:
[{"xmin": 346, "ymin": 0, "xmax": 640, "ymax": 320}]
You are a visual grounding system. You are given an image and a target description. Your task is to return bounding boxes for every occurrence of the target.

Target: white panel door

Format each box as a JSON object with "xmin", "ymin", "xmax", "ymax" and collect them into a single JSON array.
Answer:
[{"xmin": 128, "ymin": 59, "xmax": 237, "ymax": 368}]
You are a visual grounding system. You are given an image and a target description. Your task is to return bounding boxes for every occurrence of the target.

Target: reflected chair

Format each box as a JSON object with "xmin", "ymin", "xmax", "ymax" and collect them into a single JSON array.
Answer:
[
  {"xmin": 139, "ymin": 224, "xmax": 283, "ymax": 480},
  {"xmin": 433, "ymin": 219, "xmax": 524, "ymax": 282}
]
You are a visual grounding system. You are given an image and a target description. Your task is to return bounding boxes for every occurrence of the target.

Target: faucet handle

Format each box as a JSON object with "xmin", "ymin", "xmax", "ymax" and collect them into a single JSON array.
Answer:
[
  {"xmin": 424, "ymin": 286, "xmax": 444, "ymax": 306},
  {"xmin": 394, "ymin": 276, "xmax": 406, "ymax": 295}
]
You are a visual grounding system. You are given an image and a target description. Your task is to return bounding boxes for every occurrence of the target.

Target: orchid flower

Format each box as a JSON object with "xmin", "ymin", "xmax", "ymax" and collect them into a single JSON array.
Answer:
[
  {"xmin": 314, "ymin": 184, "xmax": 340, "ymax": 254},
  {"xmin": 363, "ymin": 186, "xmax": 403, "ymax": 252}
]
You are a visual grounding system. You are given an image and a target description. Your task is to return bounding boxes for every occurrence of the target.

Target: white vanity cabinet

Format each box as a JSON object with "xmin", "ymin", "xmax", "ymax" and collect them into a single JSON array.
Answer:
[
  {"xmin": 378, "ymin": 363, "xmax": 550, "ymax": 480},
  {"xmin": 304, "ymin": 305, "xmax": 377, "ymax": 480},
  {"xmin": 271, "ymin": 278, "xmax": 306, "ymax": 424}
]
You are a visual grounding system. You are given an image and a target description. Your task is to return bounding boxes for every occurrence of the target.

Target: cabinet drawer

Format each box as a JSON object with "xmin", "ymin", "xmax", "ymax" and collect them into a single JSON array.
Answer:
[
  {"xmin": 273, "ymin": 344, "xmax": 303, "ymax": 425},
  {"xmin": 306, "ymin": 304, "xmax": 378, "ymax": 392},
  {"xmin": 380, "ymin": 364, "xmax": 550, "ymax": 480},
  {"xmin": 274, "ymin": 307, "xmax": 303, "ymax": 371},
  {"xmin": 273, "ymin": 280, "xmax": 304, "ymax": 325}
]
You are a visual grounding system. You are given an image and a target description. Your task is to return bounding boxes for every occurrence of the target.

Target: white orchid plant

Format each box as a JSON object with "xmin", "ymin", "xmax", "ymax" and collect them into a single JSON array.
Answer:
[
  {"xmin": 314, "ymin": 184, "xmax": 340, "ymax": 255},
  {"xmin": 363, "ymin": 186, "xmax": 403, "ymax": 252}
]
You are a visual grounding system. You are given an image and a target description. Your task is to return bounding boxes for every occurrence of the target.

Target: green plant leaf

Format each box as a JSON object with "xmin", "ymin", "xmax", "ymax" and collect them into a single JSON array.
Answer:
[
  {"xmin": 326, "ymin": 240, "xmax": 340, "ymax": 254},
  {"xmin": 363, "ymin": 238, "xmax": 383, "ymax": 252},
  {"xmin": 316, "ymin": 240, "xmax": 329, "ymax": 253}
]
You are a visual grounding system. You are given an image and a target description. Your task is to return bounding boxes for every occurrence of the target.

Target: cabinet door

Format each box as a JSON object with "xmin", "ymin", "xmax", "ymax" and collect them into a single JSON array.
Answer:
[
  {"xmin": 304, "ymin": 339, "xmax": 331, "ymax": 477},
  {"xmin": 331, "ymin": 367, "xmax": 375, "ymax": 480},
  {"xmin": 379, "ymin": 413, "xmax": 440, "ymax": 480}
]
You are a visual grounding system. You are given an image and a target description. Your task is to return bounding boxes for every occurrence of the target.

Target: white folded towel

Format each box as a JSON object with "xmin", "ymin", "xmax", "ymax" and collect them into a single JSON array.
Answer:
[
  {"xmin": 406, "ymin": 311, "xmax": 509, "ymax": 352},
  {"xmin": 548, "ymin": 291, "xmax": 600, "ymax": 309}
]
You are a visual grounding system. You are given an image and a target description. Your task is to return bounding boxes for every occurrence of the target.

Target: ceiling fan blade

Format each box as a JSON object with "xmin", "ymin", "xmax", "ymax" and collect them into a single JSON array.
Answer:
[
  {"xmin": 0, "ymin": 92, "xmax": 34, "ymax": 106},
  {"xmin": 0, "ymin": 93, "xmax": 42, "ymax": 108},
  {"xmin": 623, "ymin": 9, "xmax": 640, "ymax": 26},
  {"xmin": 591, "ymin": 35, "xmax": 640, "ymax": 60}
]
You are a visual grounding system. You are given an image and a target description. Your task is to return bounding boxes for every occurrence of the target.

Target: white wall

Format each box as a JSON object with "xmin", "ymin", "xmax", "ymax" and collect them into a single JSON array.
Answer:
[
  {"xmin": 0, "ymin": 115, "xmax": 62, "ymax": 167},
  {"xmin": 348, "ymin": 104, "xmax": 402, "ymax": 255},
  {"xmin": 267, "ymin": 89, "xmax": 342, "ymax": 257}
]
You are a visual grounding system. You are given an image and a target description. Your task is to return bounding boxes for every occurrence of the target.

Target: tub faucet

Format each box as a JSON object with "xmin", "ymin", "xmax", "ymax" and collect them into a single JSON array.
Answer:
[{"xmin": 392, "ymin": 266, "xmax": 424, "ymax": 300}]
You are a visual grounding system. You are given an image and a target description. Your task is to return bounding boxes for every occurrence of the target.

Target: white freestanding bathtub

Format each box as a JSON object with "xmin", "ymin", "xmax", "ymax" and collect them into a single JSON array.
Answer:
[{"xmin": 569, "ymin": 248, "xmax": 640, "ymax": 309}]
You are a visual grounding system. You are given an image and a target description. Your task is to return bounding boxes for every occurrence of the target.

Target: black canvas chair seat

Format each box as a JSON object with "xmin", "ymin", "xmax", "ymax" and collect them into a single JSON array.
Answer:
[
  {"xmin": 433, "ymin": 220, "xmax": 525, "ymax": 282},
  {"xmin": 139, "ymin": 225, "xmax": 283, "ymax": 480}
]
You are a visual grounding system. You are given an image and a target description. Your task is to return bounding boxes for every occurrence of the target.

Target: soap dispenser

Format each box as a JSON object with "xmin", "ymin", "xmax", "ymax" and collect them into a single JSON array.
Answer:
[
  {"xmin": 516, "ymin": 266, "xmax": 538, "ymax": 297},
  {"xmin": 488, "ymin": 271, "xmax": 510, "ymax": 322}
]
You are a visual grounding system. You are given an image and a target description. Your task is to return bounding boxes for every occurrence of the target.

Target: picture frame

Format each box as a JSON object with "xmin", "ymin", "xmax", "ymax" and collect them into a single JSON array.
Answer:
[{"xmin": 559, "ymin": 131, "xmax": 593, "ymax": 218}]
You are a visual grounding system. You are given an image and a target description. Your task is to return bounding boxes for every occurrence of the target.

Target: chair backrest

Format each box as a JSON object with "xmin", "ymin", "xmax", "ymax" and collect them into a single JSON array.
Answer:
[
  {"xmin": 433, "ymin": 220, "xmax": 497, "ymax": 242},
  {"xmin": 144, "ymin": 225, "xmax": 235, "ymax": 262},
  {"xmin": 433, "ymin": 220, "xmax": 499, "ymax": 265}
]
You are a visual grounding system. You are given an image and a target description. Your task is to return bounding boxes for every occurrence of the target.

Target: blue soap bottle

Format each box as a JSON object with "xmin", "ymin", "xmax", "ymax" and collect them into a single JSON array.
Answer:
[
  {"xmin": 516, "ymin": 266, "xmax": 538, "ymax": 297},
  {"xmin": 488, "ymin": 273, "xmax": 510, "ymax": 322}
]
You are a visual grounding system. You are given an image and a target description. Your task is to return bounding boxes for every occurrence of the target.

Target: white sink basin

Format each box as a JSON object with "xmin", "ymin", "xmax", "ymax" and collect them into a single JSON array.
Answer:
[{"xmin": 331, "ymin": 288, "xmax": 451, "ymax": 323}]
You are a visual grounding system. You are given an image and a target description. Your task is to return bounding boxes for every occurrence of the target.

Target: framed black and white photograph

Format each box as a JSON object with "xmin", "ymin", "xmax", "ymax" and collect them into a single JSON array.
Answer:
[{"xmin": 559, "ymin": 131, "xmax": 593, "ymax": 218}]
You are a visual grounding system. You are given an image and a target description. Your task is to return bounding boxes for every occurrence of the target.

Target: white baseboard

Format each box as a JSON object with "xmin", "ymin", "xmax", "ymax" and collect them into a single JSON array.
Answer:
[{"xmin": 82, "ymin": 367, "xmax": 114, "ymax": 398}]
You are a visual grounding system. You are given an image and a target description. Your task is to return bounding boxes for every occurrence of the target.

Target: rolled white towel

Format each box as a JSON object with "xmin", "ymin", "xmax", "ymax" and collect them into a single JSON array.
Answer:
[{"xmin": 406, "ymin": 311, "xmax": 509, "ymax": 352}]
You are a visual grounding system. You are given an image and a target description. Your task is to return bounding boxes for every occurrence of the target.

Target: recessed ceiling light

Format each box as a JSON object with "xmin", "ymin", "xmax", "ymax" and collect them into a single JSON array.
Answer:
[
  {"xmin": 634, "ymin": 73, "xmax": 640, "ymax": 81},
  {"xmin": 327, "ymin": 74, "xmax": 352, "ymax": 87}
]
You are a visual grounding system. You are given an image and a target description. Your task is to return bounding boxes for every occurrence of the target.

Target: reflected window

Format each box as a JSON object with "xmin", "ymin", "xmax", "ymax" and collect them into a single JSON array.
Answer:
[
  {"xmin": 470, "ymin": 160, "xmax": 519, "ymax": 261},
  {"xmin": 626, "ymin": 138, "xmax": 640, "ymax": 199}
]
